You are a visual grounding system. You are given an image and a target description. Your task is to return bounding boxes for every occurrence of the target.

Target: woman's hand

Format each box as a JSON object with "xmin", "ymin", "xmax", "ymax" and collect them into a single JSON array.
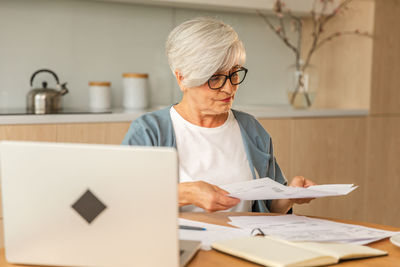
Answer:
[
  {"xmin": 270, "ymin": 176, "xmax": 316, "ymax": 213},
  {"xmin": 289, "ymin": 176, "xmax": 316, "ymax": 205},
  {"xmin": 179, "ymin": 181, "xmax": 240, "ymax": 212}
]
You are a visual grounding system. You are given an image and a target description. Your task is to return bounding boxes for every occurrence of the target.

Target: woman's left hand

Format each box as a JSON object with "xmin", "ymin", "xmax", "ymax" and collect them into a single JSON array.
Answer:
[
  {"xmin": 270, "ymin": 176, "xmax": 316, "ymax": 213},
  {"xmin": 289, "ymin": 176, "xmax": 316, "ymax": 204}
]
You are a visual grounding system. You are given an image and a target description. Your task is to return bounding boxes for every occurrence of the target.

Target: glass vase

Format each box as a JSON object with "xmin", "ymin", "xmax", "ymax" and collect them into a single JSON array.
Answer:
[{"xmin": 286, "ymin": 64, "xmax": 317, "ymax": 109}]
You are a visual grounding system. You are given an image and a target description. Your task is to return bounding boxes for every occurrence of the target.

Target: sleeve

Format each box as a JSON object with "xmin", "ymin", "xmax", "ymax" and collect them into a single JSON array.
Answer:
[
  {"xmin": 250, "ymin": 117, "xmax": 289, "ymax": 213},
  {"xmin": 265, "ymin": 138, "xmax": 290, "ymax": 213},
  {"xmin": 267, "ymin": 138, "xmax": 287, "ymax": 186},
  {"xmin": 251, "ymin": 116, "xmax": 288, "ymax": 186},
  {"xmin": 121, "ymin": 119, "xmax": 156, "ymax": 146}
]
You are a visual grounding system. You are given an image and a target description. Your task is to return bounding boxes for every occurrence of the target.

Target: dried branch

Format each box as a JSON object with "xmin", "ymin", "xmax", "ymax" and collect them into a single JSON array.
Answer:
[
  {"xmin": 302, "ymin": 0, "xmax": 354, "ymax": 71},
  {"xmin": 257, "ymin": 0, "xmax": 370, "ymax": 107},
  {"xmin": 321, "ymin": 0, "xmax": 353, "ymax": 25},
  {"xmin": 315, "ymin": 30, "xmax": 372, "ymax": 51},
  {"xmin": 274, "ymin": 0, "xmax": 287, "ymax": 37},
  {"xmin": 279, "ymin": 15, "xmax": 287, "ymax": 37},
  {"xmin": 256, "ymin": 10, "xmax": 299, "ymax": 57},
  {"xmin": 286, "ymin": 10, "xmax": 303, "ymax": 70}
]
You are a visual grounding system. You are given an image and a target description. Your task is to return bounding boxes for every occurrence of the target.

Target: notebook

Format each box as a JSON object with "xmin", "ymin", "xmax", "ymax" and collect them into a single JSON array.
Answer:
[{"xmin": 211, "ymin": 236, "xmax": 387, "ymax": 267}]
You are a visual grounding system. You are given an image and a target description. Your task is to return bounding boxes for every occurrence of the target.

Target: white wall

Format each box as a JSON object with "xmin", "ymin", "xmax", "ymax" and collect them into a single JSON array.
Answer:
[{"xmin": 0, "ymin": 0, "xmax": 296, "ymax": 110}]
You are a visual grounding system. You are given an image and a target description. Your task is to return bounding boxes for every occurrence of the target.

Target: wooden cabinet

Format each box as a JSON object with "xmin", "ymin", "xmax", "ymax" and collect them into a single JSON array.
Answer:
[
  {"xmin": 260, "ymin": 116, "xmax": 400, "ymax": 228},
  {"xmin": 1, "ymin": 117, "xmax": 399, "ymax": 229},
  {"xmin": 364, "ymin": 117, "xmax": 400, "ymax": 226},
  {"xmin": 56, "ymin": 122, "xmax": 130, "ymax": 144},
  {"xmin": 259, "ymin": 117, "xmax": 371, "ymax": 223},
  {"xmin": 0, "ymin": 124, "xmax": 57, "ymax": 142},
  {"xmin": 289, "ymin": 118, "xmax": 368, "ymax": 222},
  {"xmin": 370, "ymin": 0, "xmax": 400, "ymax": 115},
  {"xmin": 0, "ymin": 122, "xmax": 130, "ymax": 144}
]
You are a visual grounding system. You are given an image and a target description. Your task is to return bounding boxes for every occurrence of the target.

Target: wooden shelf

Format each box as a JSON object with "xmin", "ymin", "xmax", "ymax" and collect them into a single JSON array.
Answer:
[{"xmin": 92, "ymin": 0, "xmax": 316, "ymax": 16}]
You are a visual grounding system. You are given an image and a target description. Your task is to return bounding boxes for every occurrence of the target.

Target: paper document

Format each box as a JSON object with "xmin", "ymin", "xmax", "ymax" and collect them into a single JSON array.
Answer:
[
  {"xmin": 228, "ymin": 215, "xmax": 399, "ymax": 245},
  {"xmin": 221, "ymin": 177, "xmax": 357, "ymax": 200},
  {"xmin": 179, "ymin": 218, "xmax": 250, "ymax": 250}
]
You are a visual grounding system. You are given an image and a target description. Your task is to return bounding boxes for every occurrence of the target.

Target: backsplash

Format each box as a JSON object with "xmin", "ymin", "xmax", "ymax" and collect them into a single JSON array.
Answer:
[{"xmin": 0, "ymin": 0, "xmax": 295, "ymax": 109}]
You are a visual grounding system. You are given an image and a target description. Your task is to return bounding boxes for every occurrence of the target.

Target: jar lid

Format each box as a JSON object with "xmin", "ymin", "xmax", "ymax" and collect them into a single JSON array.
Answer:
[
  {"xmin": 122, "ymin": 73, "xmax": 148, "ymax": 78},
  {"xmin": 89, "ymin": 81, "xmax": 111, "ymax": 86}
]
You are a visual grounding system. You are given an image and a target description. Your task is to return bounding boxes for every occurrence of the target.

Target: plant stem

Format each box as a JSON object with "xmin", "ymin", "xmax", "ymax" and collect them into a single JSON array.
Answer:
[
  {"xmin": 303, "ymin": 0, "xmax": 354, "ymax": 71},
  {"xmin": 287, "ymin": 11, "xmax": 303, "ymax": 70},
  {"xmin": 256, "ymin": 10, "xmax": 300, "ymax": 59},
  {"xmin": 315, "ymin": 30, "xmax": 372, "ymax": 51}
]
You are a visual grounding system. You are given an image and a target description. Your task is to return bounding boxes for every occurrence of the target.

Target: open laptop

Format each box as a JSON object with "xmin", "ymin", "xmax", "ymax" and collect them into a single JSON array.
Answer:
[{"xmin": 0, "ymin": 141, "xmax": 200, "ymax": 267}]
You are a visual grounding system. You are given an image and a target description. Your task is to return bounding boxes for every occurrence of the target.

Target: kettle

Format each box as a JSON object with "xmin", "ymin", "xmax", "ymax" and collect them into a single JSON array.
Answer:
[{"xmin": 27, "ymin": 69, "xmax": 69, "ymax": 114}]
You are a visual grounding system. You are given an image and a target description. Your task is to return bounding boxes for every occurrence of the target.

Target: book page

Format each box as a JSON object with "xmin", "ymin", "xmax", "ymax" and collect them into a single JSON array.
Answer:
[
  {"xmin": 212, "ymin": 236, "xmax": 338, "ymax": 267},
  {"xmin": 292, "ymin": 241, "xmax": 387, "ymax": 260},
  {"xmin": 228, "ymin": 215, "xmax": 399, "ymax": 244}
]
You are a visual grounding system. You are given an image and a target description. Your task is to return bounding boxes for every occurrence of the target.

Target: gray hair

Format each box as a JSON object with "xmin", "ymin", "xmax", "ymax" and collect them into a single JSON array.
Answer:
[{"xmin": 166, "ymin": 17, "xmax": 246, "ymax": 88}]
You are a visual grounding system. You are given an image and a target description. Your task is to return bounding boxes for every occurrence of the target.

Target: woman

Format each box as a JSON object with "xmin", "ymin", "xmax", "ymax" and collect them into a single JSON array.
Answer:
[{"xmin": 122, "ymin": 17, "xmax": 315, "ymax": 213}]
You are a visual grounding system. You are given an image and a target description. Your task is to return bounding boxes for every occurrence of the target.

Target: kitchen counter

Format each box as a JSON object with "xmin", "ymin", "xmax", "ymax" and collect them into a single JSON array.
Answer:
[{"xmin": 0, "ymin": 106, "xmax": 369, "ymax": 125}]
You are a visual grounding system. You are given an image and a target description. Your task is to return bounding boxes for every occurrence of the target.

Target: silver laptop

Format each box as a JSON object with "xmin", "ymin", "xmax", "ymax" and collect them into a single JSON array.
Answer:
[{"xmin": 0, "ymin": 141, "xmax": 200, "ymax": 267}]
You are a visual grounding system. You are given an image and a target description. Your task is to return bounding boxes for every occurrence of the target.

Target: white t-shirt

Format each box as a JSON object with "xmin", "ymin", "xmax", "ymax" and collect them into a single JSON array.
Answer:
[{"xmin": 170, "ymin": 106, "xmax": 253, "ymax": 212}]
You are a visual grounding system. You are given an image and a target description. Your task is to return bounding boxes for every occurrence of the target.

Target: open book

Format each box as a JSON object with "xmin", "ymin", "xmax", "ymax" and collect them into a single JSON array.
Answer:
[{"xmin": 211, "ymin": 236, "xmax": 387, "ymax": 267}]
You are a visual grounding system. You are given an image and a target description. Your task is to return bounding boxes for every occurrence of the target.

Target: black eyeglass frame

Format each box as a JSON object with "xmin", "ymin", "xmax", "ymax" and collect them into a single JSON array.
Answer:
[{"xmin": 207, "ymin": 67, "xmax": 248, "ymax": 90}]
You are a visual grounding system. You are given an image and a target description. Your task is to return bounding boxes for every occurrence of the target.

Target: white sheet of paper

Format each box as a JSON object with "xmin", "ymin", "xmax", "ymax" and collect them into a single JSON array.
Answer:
[
  {"xmin": 228, "ymin": 215, "xmax": 399, "ymax": 244},
  {"xmin": 220, "ymin": 177, "xmax": 358, "ymax": 200},
  {"xmin": 179, "ymin": 218, "xmax": 250, "ymax": 250}
]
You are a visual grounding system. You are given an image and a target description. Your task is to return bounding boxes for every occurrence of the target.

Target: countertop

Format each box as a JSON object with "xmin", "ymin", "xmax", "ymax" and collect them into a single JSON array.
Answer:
[{"xmin": 0, "ymin": 105, "xmax": 369, "ymax": 125}]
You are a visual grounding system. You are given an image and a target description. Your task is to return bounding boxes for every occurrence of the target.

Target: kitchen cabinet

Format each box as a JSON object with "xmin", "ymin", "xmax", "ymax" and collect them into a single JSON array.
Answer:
[
  {"xmin": 0, "ymin": 122, "xmax": 130, "ymax": 144},
  {"xmin": 0, "ymin": 124, "xmax": 57, "ymax": 142},
  {"xmin": 1, "ymin": 115, "xmax": 399, "ymax": 230},
  {"xmin": 94, "ymin": 0, "xmax": 316, "ymax": 15},
  {"xmin": 260, "ymin": 117, "xmax": 369, "ymax": 223},
  {"xmin": 287, "ymin": 117, "xmax": 368, "ymax": 223},
  {"xmin": 261, "ymin": 115, "xmax": 400, "ymax": 228},
  {"xmin": 369, "ymin": 0, "xmax": 400, "ymax": 115},
  {"xmin": 56, "ymin": 122, "xmax": 130, "ymax": 144}
]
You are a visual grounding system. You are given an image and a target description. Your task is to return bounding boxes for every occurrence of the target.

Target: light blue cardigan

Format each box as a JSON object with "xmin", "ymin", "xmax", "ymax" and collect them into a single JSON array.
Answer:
[{"xmin": 122, "ymin": 106, "xmax": 287, "ymax": 213}]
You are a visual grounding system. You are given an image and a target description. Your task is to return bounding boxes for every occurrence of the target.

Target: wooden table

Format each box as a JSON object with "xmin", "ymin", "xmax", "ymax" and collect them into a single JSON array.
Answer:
[
  {"xmin": 0, "ymin": 212, "xmax": 399, "ymax": 267},
  {"xmin": 182, "ymin": 212, "xmax": 400, "ymax": 267}
]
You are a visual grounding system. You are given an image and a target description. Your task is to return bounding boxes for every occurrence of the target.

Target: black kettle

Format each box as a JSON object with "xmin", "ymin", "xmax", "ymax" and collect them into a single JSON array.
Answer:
[{"xmin": 27, "ymin": 69, "xmax": 69, "ymax": 114}]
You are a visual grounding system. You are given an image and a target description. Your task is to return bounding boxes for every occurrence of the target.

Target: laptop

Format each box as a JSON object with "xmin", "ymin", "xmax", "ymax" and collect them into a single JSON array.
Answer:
[{"xmin": 0, "ymin": 141, "xmax": 200, "ymax": 267}]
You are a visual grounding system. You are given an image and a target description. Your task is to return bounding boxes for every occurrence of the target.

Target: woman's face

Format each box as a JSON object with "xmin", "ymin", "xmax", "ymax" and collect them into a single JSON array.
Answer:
[{"xmin": 182, "ymin": 66, "xmax": 242, "ymax": 115}]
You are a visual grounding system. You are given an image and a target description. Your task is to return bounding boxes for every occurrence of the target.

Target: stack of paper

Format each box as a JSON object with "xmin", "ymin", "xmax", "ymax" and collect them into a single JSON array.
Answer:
[
  {"xmin": 221, "ymin": 178, "xmax": 358, "ymax": 200},
  {"xmin": 179, "ymin": 218, "xmax": 250, "ymax": 250},
  {"xmin": 228, "ymin": 215, "xmax": 399, "ymax": 245}
]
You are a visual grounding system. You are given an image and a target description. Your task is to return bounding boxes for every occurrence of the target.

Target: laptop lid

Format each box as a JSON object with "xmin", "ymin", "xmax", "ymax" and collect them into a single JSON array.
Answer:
[
  {"xmin": 180, "ymin": 240, "xmax": 201, "ymax": 267},
  {"xmin": 0, "ymin": 141, "xmax": 179, "ymax": 267}
]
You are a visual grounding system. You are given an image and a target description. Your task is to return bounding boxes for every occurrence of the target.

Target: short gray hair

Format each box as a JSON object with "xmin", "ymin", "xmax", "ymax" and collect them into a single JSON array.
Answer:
[{"xmin": 166, "ymin": 17, "xmax": 246, "ymax": 88}]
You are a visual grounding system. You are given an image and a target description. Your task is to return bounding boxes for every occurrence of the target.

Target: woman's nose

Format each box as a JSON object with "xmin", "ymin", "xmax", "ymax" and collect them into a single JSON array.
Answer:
[{"xmin": 220, "ymin": 79, "xmax": 235, "ymax": 94}]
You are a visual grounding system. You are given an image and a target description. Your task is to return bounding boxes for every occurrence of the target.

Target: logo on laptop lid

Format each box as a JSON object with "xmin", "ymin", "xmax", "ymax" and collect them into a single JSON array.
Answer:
[{"xmin": 71, "ymin": 189, "xmax": 107, "ymax": 224}]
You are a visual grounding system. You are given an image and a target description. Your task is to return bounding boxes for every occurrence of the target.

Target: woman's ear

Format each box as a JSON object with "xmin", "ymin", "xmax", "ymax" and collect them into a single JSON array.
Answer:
[{"xmin": 174, "ymin": 70, "xmax": 185, "ymax": 92}]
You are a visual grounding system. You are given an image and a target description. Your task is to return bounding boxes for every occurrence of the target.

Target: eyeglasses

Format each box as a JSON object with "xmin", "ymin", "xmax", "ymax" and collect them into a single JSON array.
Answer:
[{"xmin": 207, "ymin": 67, "xmax": 248, "ymax": 90}]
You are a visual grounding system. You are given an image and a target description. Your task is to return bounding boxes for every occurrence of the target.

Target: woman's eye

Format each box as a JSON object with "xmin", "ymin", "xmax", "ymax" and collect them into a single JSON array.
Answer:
[{"xmin": 210, "ymin": 76, "xmax": 223, "ymax": 82}]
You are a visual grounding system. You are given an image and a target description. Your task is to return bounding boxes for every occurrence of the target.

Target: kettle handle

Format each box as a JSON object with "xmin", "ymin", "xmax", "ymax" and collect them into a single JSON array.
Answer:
[{"xmin": 30, "ymin": 69, "xmax": 60, "ymax": 87}]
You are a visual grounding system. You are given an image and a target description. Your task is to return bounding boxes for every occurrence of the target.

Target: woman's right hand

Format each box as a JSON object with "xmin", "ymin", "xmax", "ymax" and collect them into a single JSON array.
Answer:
[{"xmin": 178, "ymin": 181, "xmax": 240, "ymax": 212}]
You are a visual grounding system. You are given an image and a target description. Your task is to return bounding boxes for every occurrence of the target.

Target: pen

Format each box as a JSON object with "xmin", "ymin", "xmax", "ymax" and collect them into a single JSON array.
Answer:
[{"xmin": 179, "ymin": 225, "xmax": 207, "ymax": 231}]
